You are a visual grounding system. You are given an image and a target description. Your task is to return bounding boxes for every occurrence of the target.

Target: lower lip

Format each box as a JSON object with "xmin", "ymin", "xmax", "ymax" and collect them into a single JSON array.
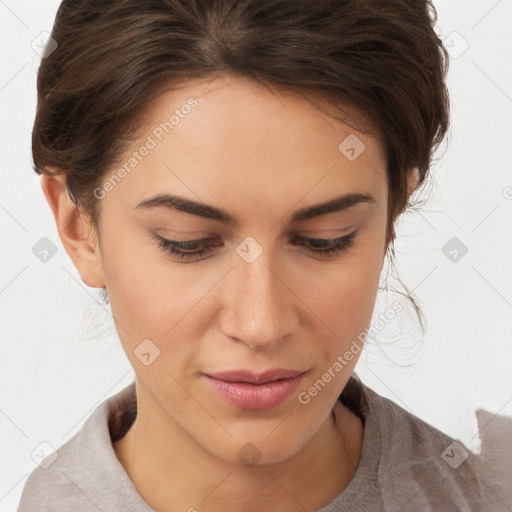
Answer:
[{"xmin": 204, "ymin": 373, "xmax": 306, "ymax": 410}]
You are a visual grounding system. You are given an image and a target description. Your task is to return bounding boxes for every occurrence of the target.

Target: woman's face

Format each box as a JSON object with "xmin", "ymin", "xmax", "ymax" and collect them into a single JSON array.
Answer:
[{"xmin": 92, "ymin": 74, "xmax": 389, "ymax": 464}]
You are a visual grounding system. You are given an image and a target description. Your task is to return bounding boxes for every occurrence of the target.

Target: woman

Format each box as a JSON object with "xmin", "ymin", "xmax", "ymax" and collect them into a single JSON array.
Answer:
[{"xmin": 18, "ymin": 0, "xmax": 492, "ymax": 510}]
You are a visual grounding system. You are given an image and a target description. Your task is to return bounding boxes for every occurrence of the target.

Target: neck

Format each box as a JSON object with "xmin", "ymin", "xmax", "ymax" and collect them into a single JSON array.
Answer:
[{"xmin": 113, "ymin": 392, "xmax": 363, "ymax": 512}]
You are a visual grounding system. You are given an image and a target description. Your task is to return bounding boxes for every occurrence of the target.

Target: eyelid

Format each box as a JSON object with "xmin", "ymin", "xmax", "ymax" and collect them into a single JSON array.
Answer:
[
  {"xmin": 289, "ymin": 231, "xmax": 357, "ymax": 249},
  {"xmin": 292, "ymin": 223, "xmax": 357, "ymax": 236},
  {"xmin": 153, "ymin": 229, "xmax": 358, "ymax": 262},
  {"xmin": 170, "ymin": 221, "xmax": 354, "ymax": 234},
  {"xmin": 154, "ymin": 226, "xmax": 357, "ymax": 244},
  {"xmin": 292, "ymin": 233, "xmax": 352, "ymax": 242}
]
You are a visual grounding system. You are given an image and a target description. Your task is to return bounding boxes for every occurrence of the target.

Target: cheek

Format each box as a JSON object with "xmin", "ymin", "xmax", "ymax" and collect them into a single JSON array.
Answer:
[
  {"xmin": 100, "ymin": 211, "xmax": 385, "ymax": 362},
  {"xmin": 304, "ymin": 247, "xmax": 384, "ymax": 359},
  {"xmin": 99, "ymin": 226, "xmax": 206, "ymax": 347}
]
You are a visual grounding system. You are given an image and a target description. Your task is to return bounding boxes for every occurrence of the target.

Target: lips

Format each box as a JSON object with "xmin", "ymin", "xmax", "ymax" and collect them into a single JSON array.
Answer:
[
  {"xmin": 205, "ymin": 368, "xmax": 306, "ymax": 385},
  {"xmin": 203, "ymin": 368, "xmax": 308, "ymax": 410}
]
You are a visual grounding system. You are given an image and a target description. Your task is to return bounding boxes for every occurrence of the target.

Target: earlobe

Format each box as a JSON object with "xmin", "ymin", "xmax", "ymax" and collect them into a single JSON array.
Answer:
[{"xmin": 40, "ymin": 172, "xmax": 105, "ymax": 288}]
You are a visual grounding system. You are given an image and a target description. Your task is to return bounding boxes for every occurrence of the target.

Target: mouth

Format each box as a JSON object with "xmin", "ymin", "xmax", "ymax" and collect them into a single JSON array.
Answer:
[
  {"xmin": 204, "ymin": 368, "xmax": 307, "ymax": 385},
  {"xmin": 203, "ymin": 369, "xmax": 308, "ymax": 410}
]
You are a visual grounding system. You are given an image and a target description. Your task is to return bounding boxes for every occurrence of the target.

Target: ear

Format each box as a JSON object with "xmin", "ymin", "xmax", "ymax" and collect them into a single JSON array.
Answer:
[
  {"xmin": 40, "ymin": 172, "xmax": 105, "ymax": 288},
  {"xmin": 407, "ymin": 168, "xmax": 420, "ymax": 199},
  {"xmin": 383, "ymin": 168, "xmax": 421, "ymax": 258}
]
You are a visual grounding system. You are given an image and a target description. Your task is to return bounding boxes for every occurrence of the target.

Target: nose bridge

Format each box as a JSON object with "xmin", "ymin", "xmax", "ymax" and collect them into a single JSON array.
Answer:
[{"xmin": 222, "ymin": 245, "xmax": 295, "ymax": 348}]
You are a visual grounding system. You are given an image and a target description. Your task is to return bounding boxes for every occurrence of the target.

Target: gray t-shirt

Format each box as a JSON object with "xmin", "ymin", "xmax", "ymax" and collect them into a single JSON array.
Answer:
[{"xmin": 16, "ymin": 376, "xmax": 493, "ymax": 511}]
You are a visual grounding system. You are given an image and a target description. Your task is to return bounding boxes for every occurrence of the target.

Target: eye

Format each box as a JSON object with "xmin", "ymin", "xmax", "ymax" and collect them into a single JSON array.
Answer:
[
  {"xmin": 153, "ymin": 235, "xmax": 220, "ymax": 261},
  {"xmin": 290, "ymin": 231, "xmax": 357, "ymax": 258},
  {"xmin": 153, "ymin": 231, "xmax": 357, "ymax": 262}
]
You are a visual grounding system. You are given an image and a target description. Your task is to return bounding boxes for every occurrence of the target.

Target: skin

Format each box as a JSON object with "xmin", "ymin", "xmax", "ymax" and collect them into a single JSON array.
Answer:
[{"xmin": 41, "ymin": 74, "xmax": 418, "ymax": 512}]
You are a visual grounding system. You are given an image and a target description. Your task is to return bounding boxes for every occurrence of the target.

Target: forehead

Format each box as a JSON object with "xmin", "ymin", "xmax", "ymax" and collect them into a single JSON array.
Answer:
[
  {"xmin": 102, "ymin": 74, "xmax": 387, "ymax": 216},
  {"xmin": 144, "ymin": 73, "xmax": 381, "ymax": 152}
]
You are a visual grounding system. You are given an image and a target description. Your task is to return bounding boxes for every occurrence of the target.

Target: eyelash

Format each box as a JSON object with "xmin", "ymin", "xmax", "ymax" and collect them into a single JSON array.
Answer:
[{"xmin": 153, "ymin": 232, "xmax": 357, "ymax": 261}]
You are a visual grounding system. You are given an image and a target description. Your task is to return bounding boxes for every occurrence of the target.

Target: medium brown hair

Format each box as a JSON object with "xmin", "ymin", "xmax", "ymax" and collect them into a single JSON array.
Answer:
[{"xmin": 33, "ymin": 0, "xmax": 450, "ymax": 340}]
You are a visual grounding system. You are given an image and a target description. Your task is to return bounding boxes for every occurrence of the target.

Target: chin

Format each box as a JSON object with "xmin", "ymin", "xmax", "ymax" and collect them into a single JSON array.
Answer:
[{"xmin": 204, "ymin": 430, "xmax": 306, "ymax": 467}]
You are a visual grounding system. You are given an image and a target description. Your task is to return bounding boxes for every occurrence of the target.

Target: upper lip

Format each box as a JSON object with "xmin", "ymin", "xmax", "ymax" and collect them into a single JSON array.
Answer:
[{"xmin": 205, "ymin": 369, "xmax": 307, "ymax": 384}]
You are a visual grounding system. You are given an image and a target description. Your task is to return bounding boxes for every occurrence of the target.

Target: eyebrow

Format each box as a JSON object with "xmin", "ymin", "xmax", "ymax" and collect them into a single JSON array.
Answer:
[{"xmin": 134, "ymin": 191, "xmax": 376, "ymax": 227}]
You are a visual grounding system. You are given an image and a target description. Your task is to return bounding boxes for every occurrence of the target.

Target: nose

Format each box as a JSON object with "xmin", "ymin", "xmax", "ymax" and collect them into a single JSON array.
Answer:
[{"xmin": 220, "ymin": 249, "xmax": 299, "ymax": 350}]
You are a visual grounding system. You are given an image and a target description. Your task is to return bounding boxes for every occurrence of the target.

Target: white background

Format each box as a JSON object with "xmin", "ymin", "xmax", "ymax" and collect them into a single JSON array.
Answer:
[{"xmin": 1, "ymin": 1, "xmax": 511, "ymax": 510}]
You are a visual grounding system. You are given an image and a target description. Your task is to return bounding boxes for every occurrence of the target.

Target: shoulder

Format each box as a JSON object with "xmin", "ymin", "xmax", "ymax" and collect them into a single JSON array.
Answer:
[
  {"xmin": 16, "ymin": 422, "xmax": 100, "ymax": 512},
  {"xmin": 16, "ymin": 454, "xmax": 92, "ymax": 511},
  {"xmin": 17, "ymin": 382, "xmax": 138, "ymax": 512},
  {"xmin": 339, "ymin": 375, "xmax": 496, "ymax": 511},
  {"xmin": 364, "ymin": 384, "xmax": 492, "ymax": 510}
]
